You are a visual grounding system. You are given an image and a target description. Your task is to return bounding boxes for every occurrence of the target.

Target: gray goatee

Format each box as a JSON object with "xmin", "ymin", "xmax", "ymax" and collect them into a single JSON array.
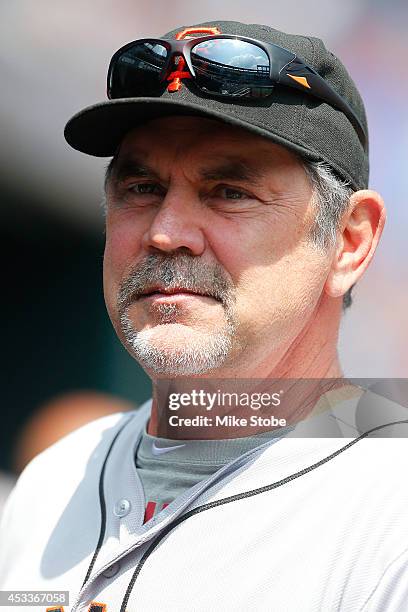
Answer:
[{"xmin": 117, "ymin": 253, "xmax": 237, "ymax": 375}]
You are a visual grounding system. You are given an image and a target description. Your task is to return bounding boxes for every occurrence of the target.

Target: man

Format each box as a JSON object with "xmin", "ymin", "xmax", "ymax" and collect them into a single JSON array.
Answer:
[
  {"xmin": 0, "ymin": 471, "xmax": 15, "ymax": 523},
  {"xmin": 1, "ymin": 20, "xmax": 408, "ymax": 612}
]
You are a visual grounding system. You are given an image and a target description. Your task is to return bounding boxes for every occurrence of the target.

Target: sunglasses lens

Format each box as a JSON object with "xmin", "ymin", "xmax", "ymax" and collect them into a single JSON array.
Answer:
[
  {"xmin": 109, "ymin": 41, "xmax": 168, "ymax": 98},
  {"xmin": 191, "ymin": 39, "xmax": 272, "ymax": 98}
]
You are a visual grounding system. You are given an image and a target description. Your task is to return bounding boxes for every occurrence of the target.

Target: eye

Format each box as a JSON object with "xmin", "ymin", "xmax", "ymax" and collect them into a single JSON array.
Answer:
[
  {"xmin": 128, "ymin": 182, "xmax": 163, "ymax": 195},
  {"xmin": 217, "ymin": 186, "xmax": 248, "ymax": 200},
  {"xmin": 109, "ymin": 180, "xmax": 166, "ymax": 210},
  {"xmin": 204, "ymin": 184, "xmax": 260, "ymax": 215}
]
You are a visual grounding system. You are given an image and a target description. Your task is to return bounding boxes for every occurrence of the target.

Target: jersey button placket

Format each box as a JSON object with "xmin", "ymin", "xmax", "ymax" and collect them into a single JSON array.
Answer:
[{"xmin": 114, "ymin": 498, "xmax": 131, "ymax": 517}]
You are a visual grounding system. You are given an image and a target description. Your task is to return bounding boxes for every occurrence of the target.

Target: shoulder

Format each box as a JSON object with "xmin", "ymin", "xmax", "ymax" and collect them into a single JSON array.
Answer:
[
  {"xmin": 17, "ymin": 411, "xmax": 130, "ymax": 484},
  {"xmin": 0, "ymin": 401, "xmax": 151, "ymax": 584},
  {"xmin": 2, "ymin": 400, "xmax": 152, "ymax": 521}
]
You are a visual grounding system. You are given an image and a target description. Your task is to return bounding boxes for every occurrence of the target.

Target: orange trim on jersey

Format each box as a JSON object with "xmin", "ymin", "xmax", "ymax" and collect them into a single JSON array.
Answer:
[
  {"xmin": 46, "ymin": 607, "xmax": 64, "ymax": 612},
  {"xmin": 88, "ymin": 603, "xmax": 107, "ymax": 612}
]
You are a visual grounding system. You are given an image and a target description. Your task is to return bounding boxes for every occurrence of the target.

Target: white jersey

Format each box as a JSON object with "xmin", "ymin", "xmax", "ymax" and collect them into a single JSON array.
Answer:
[
  {"xmin": 1, "ymin": 399, "xmax": 408, "ymax": 612},
  {"xmin": 0, "ymin": 471, "xmax": 15, "ymax": 523}
]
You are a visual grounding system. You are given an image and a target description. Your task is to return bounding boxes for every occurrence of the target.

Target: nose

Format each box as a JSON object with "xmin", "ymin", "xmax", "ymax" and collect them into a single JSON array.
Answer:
[{"xmin": 141, "ymin": 186, "xmax": 206, "ymax": 256}]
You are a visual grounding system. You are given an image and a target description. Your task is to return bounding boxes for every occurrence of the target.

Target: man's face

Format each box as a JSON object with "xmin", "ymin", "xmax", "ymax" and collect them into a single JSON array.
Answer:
[{"xmin": 103, "ymin": 116, "xmax": 332, "ymax": 377}]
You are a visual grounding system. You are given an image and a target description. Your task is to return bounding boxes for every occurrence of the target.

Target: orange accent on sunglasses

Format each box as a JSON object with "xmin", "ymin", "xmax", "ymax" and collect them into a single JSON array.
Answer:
[
  {"xmin": 167, "ymin": 28, "xmax": 222, "ymax": 92},
  {"xmin": 286, "ymin": 74, "xmax": 311, "ymax": 89},
  {"xmin": 167, "ymin": 56, "xmax": 192, "ymax": 92},
  {"xmin": 175, "ymin": 26, "xmax": 221, "ymax": 40}
]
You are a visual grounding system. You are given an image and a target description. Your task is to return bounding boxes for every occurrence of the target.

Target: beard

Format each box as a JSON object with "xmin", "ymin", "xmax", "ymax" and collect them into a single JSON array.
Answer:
[{"xmin": 117, "ymin": 253, "xmax": 237, "ymax": 375}]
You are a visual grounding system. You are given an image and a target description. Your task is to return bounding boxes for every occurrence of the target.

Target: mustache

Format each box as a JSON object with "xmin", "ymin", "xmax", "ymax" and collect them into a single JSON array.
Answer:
[{"xmin": 117, "ymin": 253, "xmax": 235, "ymax": 311}]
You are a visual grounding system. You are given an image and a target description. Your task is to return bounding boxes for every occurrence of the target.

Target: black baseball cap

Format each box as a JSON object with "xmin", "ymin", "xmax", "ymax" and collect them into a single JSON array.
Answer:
[{"xmin": 64, "ymin": 20, "xmax": 369, "ymax": 190}]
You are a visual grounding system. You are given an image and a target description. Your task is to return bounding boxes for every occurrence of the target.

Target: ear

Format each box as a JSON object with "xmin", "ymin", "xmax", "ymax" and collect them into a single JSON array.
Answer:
[{"xmin": 324, "ymin": 190, "xmax": 386, "ymax": 299}]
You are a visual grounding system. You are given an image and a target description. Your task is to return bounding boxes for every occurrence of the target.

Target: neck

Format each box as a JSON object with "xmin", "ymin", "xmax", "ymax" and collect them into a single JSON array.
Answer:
[{"xmin": 148, "ymin": 296, "xmax": 344, "ymax": 438}]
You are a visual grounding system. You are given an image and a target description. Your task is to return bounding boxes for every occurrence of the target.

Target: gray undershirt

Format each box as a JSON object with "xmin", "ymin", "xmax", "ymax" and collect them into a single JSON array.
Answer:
[{"xmin": 135, "ymin": 423, "xmax": 290, "ymax": 522}]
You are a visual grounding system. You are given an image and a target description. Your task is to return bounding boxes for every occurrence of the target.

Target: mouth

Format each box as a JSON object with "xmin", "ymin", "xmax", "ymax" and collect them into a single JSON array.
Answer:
[{"xmin": 137, "ymin": 287, "xmax": 217, "ymax": 301}]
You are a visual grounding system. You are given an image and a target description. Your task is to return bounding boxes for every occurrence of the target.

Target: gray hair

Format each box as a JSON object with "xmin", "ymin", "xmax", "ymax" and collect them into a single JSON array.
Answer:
[
  {"xmin": 103, "ymin": 157, "xmax": 356, "ymax": 310},
  {"xmin": 302, "ymin": 160, "xmax": 355, "ymax": 310}
]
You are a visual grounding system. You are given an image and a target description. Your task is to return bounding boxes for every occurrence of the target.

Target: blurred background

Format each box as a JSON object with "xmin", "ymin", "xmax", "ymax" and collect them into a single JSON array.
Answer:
[{"xmin": 1, "ymin": 0, "xmax": 407, "ymax": 487}]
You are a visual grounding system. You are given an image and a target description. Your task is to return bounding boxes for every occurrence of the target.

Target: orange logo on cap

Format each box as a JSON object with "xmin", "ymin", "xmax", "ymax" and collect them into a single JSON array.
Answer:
[{"xmin": 175, "ymin": 26, "xmax": 221, "ymax": 40}]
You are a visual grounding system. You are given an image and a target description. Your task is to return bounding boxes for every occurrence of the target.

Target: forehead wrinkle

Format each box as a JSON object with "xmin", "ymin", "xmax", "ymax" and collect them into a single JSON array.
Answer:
[
  {"xmin": 108, "ymin": 152, "xmax": 291, "ymax": 194},
  {"xmin": 108, "ymin": 130, "xmax": 306, "ymax": 192}
]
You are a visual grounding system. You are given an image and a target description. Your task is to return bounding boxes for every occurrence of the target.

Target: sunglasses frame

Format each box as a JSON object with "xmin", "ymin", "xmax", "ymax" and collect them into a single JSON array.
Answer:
[{"xmin": 107, "ymin": 34, "xmax": 367, "ymax": 149}]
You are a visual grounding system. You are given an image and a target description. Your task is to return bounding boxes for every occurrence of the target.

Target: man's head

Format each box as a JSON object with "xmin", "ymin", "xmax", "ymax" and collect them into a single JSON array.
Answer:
[
  {"xmin": 102, "ymin": 116, "xmax": 384, "ymax": 378},
  {"xmin": 64, "ymin": 20, "xmax": 386, "ymax": 378}
]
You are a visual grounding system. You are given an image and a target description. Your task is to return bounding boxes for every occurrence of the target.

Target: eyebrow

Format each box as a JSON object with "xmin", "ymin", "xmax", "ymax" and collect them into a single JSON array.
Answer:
[
  {"xmin": 106, "ymin": 158, "xmax": 158, "ymax": 186},
  {"xmin": 105, "ymin": 155, "xmax": 267, "ymax": 188}
]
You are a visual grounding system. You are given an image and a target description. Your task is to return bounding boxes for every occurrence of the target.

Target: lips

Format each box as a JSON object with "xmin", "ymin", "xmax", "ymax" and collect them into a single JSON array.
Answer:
[{"xmin": 138, "ymin": 287, "xmax": 211, "ymax": 299}]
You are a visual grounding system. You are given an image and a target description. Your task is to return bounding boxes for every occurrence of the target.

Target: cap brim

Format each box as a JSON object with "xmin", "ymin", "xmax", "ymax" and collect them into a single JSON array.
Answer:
[{"xmin": 64, "ymin": 97, "xmax": 321, "ymax": 162}]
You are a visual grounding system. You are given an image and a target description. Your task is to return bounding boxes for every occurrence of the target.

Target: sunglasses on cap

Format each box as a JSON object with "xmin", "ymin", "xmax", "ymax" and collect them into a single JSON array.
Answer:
[{"xmin": 107, "ymin": 27, "xmax": 367, "ymax": 148}]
